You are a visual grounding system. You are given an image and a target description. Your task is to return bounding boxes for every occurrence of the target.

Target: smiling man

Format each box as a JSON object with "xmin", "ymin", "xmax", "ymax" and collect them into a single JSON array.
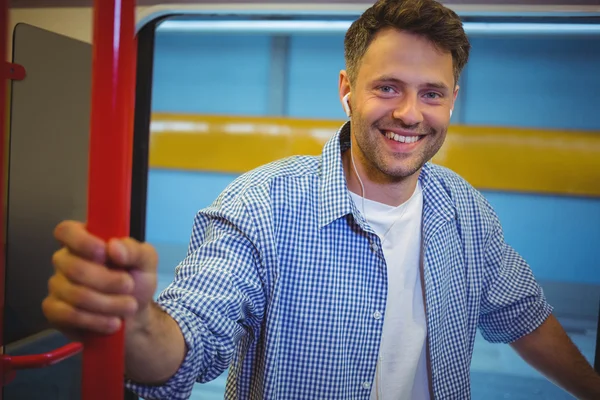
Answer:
[{"xmin": 42, "ymin": 0, "xmax": 600, "ymax": 399}]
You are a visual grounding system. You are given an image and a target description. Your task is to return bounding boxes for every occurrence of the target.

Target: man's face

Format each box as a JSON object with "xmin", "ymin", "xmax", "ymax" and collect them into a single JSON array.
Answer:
[{"xmin": 341, "ymin": 28, "xmax": 458, "ymax": 182}]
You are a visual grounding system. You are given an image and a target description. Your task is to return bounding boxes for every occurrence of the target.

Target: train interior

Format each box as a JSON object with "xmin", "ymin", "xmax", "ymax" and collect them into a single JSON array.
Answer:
[{"xmin": 2, "ymin": 4, "xmax": 600, "ymax": 399}]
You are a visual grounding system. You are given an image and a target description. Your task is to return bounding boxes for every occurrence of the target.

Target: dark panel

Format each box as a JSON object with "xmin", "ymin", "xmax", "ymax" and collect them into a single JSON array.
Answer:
[
  {"xmin": 595, "ymin": 303, "xmax": 600, "ymax": 372},
  {"xmin": 5, "ymin": 23, "xmax": 91, "ymax": 346}
]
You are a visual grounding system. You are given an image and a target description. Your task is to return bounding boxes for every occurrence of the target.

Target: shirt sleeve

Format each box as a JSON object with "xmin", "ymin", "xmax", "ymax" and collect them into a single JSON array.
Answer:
[
  {"xmin": 478, "ymin": 222, "xmax": 553, "ymax": 344},
  {"xmin": 125, "ymin": 195, "xmax": 266, "ymax": 399}
]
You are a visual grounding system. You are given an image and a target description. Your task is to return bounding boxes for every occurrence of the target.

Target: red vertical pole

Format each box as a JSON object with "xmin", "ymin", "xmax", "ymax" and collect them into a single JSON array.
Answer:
[
  {"xmin": 0, "ymin": 1, "xmax": 8, "ymax": 395},
  {"xmin": 83, "ymin": 0, "xmax": 136, "ymax": 399}
]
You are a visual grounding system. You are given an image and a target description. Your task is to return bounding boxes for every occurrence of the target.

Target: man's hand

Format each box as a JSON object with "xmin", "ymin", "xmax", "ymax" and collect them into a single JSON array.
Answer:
[{"xmin": 42, "ymin": 220, "xmax": 158, "ymax": 338}]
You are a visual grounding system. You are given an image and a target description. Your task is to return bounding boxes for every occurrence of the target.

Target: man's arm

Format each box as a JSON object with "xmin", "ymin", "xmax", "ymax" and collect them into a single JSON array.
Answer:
[
  {"xmin": 511, "ymin": 314, "xmax": 600, "ymax": 400},
  {"xmin": 124, "ymin": 301, "xmax": 187, "ymax": 385},
  {"xmin": 477, "ymin": 214, "xmax": 600, "ymax": 399}
]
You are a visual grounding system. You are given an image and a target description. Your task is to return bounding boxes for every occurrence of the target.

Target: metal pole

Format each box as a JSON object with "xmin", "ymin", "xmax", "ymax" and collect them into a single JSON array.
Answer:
[{"xmin": 83, "ymin": 0, "xmax": 136, "ymax": 398}]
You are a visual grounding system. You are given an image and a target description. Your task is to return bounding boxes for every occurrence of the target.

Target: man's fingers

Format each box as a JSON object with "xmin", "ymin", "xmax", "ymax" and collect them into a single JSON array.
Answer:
[
  {"xmin": 52, "ymin": 248, "xmax": 134, "ymax": 294},
  {"xmin": 41, "ymin": 296, "xmax": 122, "ymax": 335},
  {"xmin": 47, "ymin": 221, "xmax": 159, "ymax": 338},
  {"xmin": 48, "ymin": 274, "xmax": 138, "ymax": 317},
  {"xmin": 53, "ymin": 220, "xmax": 106, "ymax": 263}
]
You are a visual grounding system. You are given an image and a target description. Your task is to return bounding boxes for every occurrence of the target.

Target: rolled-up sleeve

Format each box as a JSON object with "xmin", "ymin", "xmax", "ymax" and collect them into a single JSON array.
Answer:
[
  {"xmin": 126, "ymin": 195, "xmax": 266, "ymax": 399},
  {"xmin": 478, "ymin": 224, "xmax": 553, "ymax": 344}
]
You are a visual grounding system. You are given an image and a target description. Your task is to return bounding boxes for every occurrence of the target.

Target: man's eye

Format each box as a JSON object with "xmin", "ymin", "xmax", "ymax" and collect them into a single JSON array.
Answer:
[{"xmin": 424, "ymin": 92, "xmax": 442, "ymax": 99}]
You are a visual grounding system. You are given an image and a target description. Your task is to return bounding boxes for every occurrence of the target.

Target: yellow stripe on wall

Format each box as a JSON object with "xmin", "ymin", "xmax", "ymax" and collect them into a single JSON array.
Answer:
[{"xmin": 149, "ymin": 113, "xmax": 600, "ymax": 197}]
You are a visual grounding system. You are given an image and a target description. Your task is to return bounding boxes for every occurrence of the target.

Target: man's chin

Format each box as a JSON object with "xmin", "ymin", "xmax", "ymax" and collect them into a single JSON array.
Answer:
[{"xmin": 381, "ymin": 163, "xmax": 424, "ymax": 181}]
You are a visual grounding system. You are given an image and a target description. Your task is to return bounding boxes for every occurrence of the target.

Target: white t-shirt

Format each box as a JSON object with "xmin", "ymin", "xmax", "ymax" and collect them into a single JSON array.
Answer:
[{"xmin": 349, "ymin": 182, "xmax": 430, "ymax": 400}]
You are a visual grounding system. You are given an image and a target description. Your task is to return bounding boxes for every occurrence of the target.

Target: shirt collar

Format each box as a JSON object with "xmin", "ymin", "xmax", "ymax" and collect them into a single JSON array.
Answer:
[
  {"xmin": 318, "ymin": 121, "xmax": 357, "ymax": 229},
  {"xmin": 318, "ymin": 121, "xmax": 455, "ymax": 229}
]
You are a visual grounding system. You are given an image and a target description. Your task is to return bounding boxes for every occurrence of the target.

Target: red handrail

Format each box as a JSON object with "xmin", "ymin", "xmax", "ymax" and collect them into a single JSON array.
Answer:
[
  {"xmin": 3, "ymin": 343, "xmax": 83, "ymax": 370},
  {"xmin": 83, "ymin": 0, "xmax": 136, "ymax": 399}
]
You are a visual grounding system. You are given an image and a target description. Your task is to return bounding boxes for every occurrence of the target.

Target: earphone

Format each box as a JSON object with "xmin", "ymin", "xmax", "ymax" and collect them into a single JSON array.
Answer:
[
  {"xmin": 350, "ymin": 138, "xmax": 410, "ymax": 245},
  {"xmin": 450, "ymin": 109, "xmax": 453, "ymax": 118},
  {"xmin": 342, "ymin": 93, "xmax": 351, "ymax": 117}
]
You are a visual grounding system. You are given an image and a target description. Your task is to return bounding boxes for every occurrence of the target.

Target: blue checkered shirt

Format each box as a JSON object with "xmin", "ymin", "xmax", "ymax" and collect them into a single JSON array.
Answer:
[{"xmin": 127, "ymin": 122, "xmax": 553, "ymax": 399}]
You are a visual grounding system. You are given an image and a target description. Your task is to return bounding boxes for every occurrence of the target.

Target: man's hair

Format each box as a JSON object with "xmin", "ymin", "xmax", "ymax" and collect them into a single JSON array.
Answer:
[{"xmin": 344, "ymin": 0, "xmax": 471, "ymax": 86}]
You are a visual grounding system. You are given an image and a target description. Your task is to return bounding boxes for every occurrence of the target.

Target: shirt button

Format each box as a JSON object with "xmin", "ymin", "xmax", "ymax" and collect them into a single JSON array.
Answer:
[
  {"xmin": 370, "ymin": 242, "xmax": 379, "ymax": 252},
  {"xmin": 362, "ymin": 381, "xmax": 371, "ymax": 389},
  {"xmin": 373, "ymin": 311, "xmax": 382, "ymax": 320}
]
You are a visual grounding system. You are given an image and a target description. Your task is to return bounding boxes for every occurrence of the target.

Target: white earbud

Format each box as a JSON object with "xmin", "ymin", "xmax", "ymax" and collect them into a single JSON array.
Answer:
[
  {"xmin": 343, "ymin": 93, "xmax": 351, "ymax": 118},
  {"xmin": 450, "ymin": 109, "xmax": 453, "ymax": 118}
]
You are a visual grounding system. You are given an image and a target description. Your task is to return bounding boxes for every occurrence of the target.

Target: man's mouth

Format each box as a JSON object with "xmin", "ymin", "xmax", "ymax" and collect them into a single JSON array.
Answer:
[{"xmin": 381, "ymin": 130, "xmax": 424, "ymax": 144}]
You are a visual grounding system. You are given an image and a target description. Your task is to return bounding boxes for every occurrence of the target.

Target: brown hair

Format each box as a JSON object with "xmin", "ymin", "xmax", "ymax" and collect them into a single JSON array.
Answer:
[{"xmin": 344, "ymin": 0, "xmax": 471, "ymax": 86}]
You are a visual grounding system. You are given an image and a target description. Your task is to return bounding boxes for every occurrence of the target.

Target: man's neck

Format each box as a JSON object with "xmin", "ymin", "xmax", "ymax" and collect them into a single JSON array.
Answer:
[{"xmin": 342, "ymin": 149, "xmax": 419, "ymax": 207}]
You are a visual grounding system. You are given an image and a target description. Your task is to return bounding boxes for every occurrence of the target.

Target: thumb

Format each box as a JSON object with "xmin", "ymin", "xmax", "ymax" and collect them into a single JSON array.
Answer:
[{"xmin": 106, "ymin": 238, "xmax": 158, "ymax": 273}]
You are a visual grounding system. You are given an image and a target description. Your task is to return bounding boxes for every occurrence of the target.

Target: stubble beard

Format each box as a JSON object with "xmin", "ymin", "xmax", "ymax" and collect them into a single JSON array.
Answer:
[{"xmin": 351, "ymin": 113, "xmax": 446, "ymax": 183}]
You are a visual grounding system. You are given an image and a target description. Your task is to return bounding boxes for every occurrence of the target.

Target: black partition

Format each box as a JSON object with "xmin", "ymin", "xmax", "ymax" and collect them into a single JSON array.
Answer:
[
  {"xmin": 130, "ymin": 17, "xmax": 164, "ymax": 244},
  {"xmin": 4, "ymin": 23, "xmax": 92, "ymax": 347},
  {"xmin": 596, "ymin": 300, "xmax": 600, "ymax": 372}
]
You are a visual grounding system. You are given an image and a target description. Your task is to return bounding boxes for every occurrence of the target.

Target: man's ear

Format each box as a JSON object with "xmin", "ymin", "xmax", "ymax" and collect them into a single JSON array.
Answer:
[
  {"xmin": 452, "ymin": 84, "xmax": 460, "ymax": 109},
  {"xmin": 339, "ymin": 70, "xmax": 352, "ymax": 117}
]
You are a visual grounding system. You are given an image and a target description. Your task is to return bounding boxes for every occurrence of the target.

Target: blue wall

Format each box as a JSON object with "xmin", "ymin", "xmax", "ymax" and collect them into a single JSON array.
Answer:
[
  {"xmin": 485, "ymin": 191, "xmax": 600, "ymax": 284},
  {"xmin": 152, "ymin": 33, "xmax": 272, "ymax": 115},
  {"xmin": 147, "ymin": 30, "xmax": 600, "ymax": 285},
  {"xmin": 464, "ymin": 36, "xmax": 600, "ymax": 131},
  {"xmin": 146, "ymin": 170, "xmax": 236, "ymax": 245},
  {"xmin": 287, "ymin": 35, "xmax": 347, "ymax": 119}
]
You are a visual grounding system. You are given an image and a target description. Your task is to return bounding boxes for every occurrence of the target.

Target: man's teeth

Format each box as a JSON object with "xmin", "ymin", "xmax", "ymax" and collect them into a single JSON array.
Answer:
[{"xmin": 385, "ymin": 131, "xmax": 420, "ymax": 144}]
